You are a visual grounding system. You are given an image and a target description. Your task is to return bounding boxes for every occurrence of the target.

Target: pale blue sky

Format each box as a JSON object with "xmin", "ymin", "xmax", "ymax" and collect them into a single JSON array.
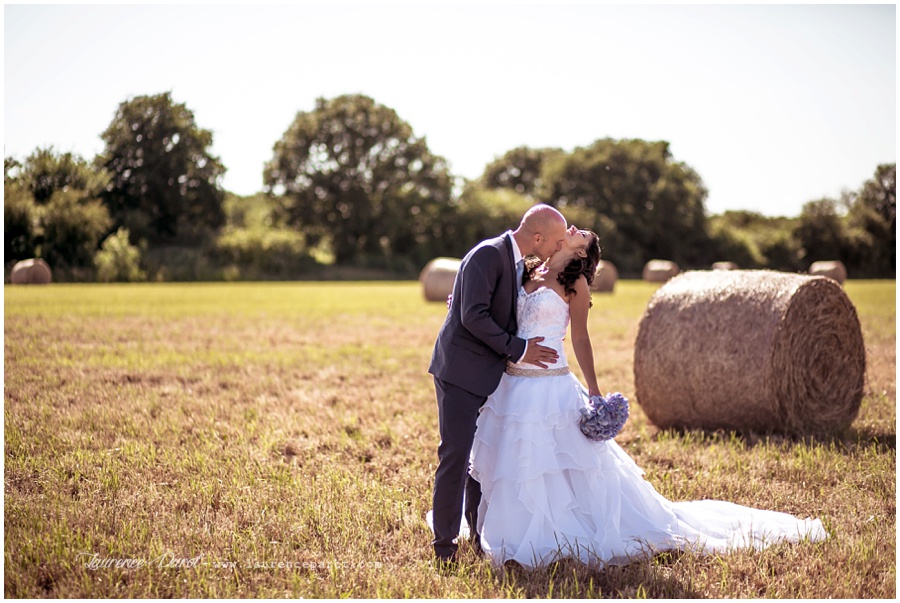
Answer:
[{"xmin": 4, "ymin": 3, "xmax": 896, "ymax": 217}]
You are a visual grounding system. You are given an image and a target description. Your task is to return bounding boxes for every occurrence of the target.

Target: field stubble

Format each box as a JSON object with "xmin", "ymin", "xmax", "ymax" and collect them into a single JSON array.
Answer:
[{"xmin": 4, "ymin": 280, "xmax": 895, "ymax": 598}]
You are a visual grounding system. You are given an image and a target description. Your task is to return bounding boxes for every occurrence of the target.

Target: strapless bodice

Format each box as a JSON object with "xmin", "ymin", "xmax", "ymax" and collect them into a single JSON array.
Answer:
[{"xmin": 513, "ymin": 286, "xmax": 570, "ymax": 369}]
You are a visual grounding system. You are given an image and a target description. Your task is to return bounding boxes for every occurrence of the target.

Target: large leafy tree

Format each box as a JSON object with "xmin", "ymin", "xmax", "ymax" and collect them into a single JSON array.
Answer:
[
  {"xmin": 538, "ymin": 138, "xmax": 709, "ymax": 274},
  {"xmin": 97, "ymin": 92, "xmax": 226, "ymax": 246},
  {"xmin": 263, "ymin": 94, "xmax": 453, "ymax": 265},
  {"xmin": 794, "ymin": 198, "xmax": 848, "ymax": 268},
  {"xmin": 846, "ymin": 163, "xmax": 895, "ymax": 277},
  {"xmin": 4, "ymin": 183, "xmax": 39, "ymax": 262},
  {"xmin": 5, "ymin": 148, "xmax": 113, "ymax": 273},
  {"xmin": 16, "ymin": 147, "xmax": 107, "ymax": 204},
  {"xmin": 480, "ymin": 146, "xmax": 563, "ymax": 197}
]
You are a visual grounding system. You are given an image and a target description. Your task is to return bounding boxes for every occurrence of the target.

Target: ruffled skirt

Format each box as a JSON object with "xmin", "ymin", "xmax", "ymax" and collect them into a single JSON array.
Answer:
[{"xmin": 468, "ymin": 372, "xmax": 827, "ymax": 568}]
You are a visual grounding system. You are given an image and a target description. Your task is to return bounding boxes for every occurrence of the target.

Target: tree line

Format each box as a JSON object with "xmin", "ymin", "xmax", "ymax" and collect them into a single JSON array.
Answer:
[{"xmin": 4, "ymin": 92, "xmax": 895, "ymax": 281}]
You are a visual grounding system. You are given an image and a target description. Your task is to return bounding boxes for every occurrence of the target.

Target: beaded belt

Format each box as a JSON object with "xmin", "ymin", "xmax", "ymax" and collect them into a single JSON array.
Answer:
[{"xmin": 505, "ymin": 363, "xmax": 570, "ymax": 377}]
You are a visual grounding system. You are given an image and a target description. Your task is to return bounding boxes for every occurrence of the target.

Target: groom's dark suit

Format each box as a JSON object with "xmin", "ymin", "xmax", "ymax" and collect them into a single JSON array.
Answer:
[{"xmin": 428, "ymin": 232, "xmax": 527, "ymax": 560}]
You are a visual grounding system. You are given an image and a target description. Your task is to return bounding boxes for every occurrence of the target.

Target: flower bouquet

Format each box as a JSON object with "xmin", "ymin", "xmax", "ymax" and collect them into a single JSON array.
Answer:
[{"xmin": 579, "ymin": 392, "xmax": 629, "ymax": 441}]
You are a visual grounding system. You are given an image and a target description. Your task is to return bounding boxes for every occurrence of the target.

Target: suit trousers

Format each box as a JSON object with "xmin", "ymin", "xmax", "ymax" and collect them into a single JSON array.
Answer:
[{"xmin": 432, "ymin": 376, "xmax": 486, "ymax": 560}]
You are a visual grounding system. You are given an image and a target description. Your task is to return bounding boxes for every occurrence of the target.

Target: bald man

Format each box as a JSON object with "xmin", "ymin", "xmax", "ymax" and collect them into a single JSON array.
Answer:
[{"xmin": 428, "ymin": 204, "xmax": 568, "ymax": 563}]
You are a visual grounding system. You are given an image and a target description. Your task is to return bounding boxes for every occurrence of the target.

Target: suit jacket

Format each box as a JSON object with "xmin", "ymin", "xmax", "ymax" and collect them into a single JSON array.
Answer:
[{"xmin": 428, "ymin": 232, "xmax": 527, "ymax": 397}]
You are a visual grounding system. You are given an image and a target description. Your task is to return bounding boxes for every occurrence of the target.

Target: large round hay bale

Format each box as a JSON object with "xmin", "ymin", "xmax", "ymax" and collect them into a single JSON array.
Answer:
[
  {"xmin": 712, "ymin": 261, "xmax": 738, "ymax": 271},
  {"xmin": 420, "ymin": 257, "xmax": 461, "ymax": 302},
  {"xmin": 809, "ymin": 260, "xmax": 847, "ymax": 285},
  {"xmin": 642, "ymin": 259, "xmax": 680, "ymax": 283},
  {"xmin": 10, "ymin": 258, "xmax": 52, "ymax": 284},
  {"xmin": 634, "ymin": 270, "xmax": 865, "ymax": 435},
  {"xmin": 591, "ymin": 260, "xmax": 617, "ymax": 293}
]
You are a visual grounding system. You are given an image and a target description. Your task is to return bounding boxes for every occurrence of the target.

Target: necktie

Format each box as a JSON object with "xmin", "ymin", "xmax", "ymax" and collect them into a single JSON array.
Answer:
[{"xmin": 516, "ymin": 259, "xmax": 524, "ymax": 287}]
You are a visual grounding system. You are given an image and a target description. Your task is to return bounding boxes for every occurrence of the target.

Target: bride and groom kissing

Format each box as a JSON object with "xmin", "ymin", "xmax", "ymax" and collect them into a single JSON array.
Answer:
[{"xmin": 426, "ymin": 204, "xmax": 826, "ymax": 569}]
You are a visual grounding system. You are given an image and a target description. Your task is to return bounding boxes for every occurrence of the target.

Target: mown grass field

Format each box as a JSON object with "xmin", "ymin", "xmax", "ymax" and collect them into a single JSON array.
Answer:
[{"xmin": 4, "ymin": 279, "xmax": 895, "ymax": 598}]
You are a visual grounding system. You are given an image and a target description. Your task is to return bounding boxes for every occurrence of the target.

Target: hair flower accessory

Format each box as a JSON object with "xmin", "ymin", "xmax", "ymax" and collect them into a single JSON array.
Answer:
[{"xmin": 579, "ymin": 392, "xmax": 629, "ymax": 441}]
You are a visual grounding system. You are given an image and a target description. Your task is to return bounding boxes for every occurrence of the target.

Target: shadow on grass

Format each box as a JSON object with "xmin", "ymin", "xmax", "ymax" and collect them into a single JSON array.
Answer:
[
  {"xmin": 652, "ymin": 425, "xmax": 896, "ymax": 455},
  {"xmin": 842, "ymin": 427, "xmax": 896, "ymax": 452},
  {"xmin": 496, "ymin": 552, "xmax": 702, "ymax": 598}
]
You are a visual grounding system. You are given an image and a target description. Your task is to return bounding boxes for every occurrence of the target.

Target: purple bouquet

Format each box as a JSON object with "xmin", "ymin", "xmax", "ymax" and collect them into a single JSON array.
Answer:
[{"xmin": 579, "ymin": 392, "xmax": 629, "ymax": 441}]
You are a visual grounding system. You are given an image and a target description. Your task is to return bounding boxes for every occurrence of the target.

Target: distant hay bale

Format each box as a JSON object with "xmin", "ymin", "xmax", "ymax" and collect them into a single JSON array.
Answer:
[
  {"xmin": 10, "ymin": 258, "xmax": 52, "ymax": 284},
  {"xmin": 420, "ymin": 257, "xmax": 461, "ymax": 302},
  {"xmin": 642, "ymin": 259, "xmax": 680, "ymax": 283},
  {"xmin": 634, "ymin": 270, "xmax": 865, "ymax": 435},
  {"xmin": 712, "ymin": 261, "xmax": 738, "ymax": 271},
  {"xmin": 809, "ymin": 260, "xmax": 847, "ymax": 285},
  {"xmin": 591, "ymin": 260, "xmax": 617, "ymax": 293}
]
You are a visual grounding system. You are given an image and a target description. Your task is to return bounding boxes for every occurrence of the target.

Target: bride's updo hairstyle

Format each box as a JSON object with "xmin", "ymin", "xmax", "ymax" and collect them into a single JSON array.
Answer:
[{"xmin": 522, "ymin": 230, "xmax": 602, "ymax": 300}]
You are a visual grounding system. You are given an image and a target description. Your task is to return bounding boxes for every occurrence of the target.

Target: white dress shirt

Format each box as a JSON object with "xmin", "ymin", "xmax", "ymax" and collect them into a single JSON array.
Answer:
[{"xmin": 507, "ymin": 232, "xmax": 527, "ymax": 363}]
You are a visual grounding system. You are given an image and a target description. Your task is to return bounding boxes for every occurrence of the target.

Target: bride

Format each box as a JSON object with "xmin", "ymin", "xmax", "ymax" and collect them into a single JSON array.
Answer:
[{"xmin": 467, "ymin": 226, "xmax": 827, "ymax": 569}]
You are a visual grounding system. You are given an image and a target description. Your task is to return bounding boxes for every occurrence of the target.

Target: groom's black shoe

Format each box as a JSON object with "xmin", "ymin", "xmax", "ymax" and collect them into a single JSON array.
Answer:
[
  {"xmin": 470, "ymin": 533, "xmax": 484, "ymax": 558},
  {"xmin": 433, "ymin": 552, "xmax": 458, "ymax": 573},
  {"xmin": 433, "ymin": 544, "xmax": 457, "ymax": 563}
]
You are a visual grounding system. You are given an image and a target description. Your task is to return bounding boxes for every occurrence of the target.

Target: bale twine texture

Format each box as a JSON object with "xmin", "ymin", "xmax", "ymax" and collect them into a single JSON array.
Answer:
[
  {"xmin": 809, "ymin": 260, "xmax": 847, "ymax": 285},
  {"xmin": 420, "ymin": 257, "xmax": 461, "ymax": 302},
  {"xmin": 712, "ymin": 261, "xmax": 738, "ymax": 271},
  {"xmin": 642, "ymin": 259, "xmax": 680, "ymax": 283},
  {"xmin": 10, "ymin": 258, "xmax": 52, "ymax": 284},
  {"xmin": 591, "ymin": 260, "xmax": 618, "ymax": 293},
  {"xmin": 634, "ymin": 270, "xmax": 866, "ymax": 435}
]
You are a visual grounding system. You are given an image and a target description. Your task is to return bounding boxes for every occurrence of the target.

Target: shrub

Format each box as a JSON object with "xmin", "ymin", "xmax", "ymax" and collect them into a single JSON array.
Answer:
[
  {"xmin": 707, "ymin": 220, "xmax": 765, "ymax": 269},
  {"xmin": 95, "ymin": 228, "xmax": 146, "ymax": 282},
  {"xmin": 212, "ymin": 227, "xmax": 316, "ymax": 280},
  {"xmin": 39, "ymin": 189, "xmax": 112, "ymax": 274}
]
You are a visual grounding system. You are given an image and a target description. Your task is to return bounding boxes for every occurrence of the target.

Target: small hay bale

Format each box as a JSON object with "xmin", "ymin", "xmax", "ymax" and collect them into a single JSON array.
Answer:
[
  {"xmin": 420, "ymin": 257, "xmax": 461, "ymax": 302},
  {"xmin": 809, "ymin": 260, "xmax": 847, "ymax": 285},
  {"xmin": 633, "ymin": 270, "xmax": 865, "ymax": 435},
  {"xmin": 712, "ymin": 261, "xmax": 738, "ymax": 271},
  {"xmin": 591, "ymin": 260, "xmax": 617, "ymax": 293},
  {"xmin": 642, "ymin": 259, "xmax": 680, "ymax": 283},
  {"xmin": 10, "ymin": 258, "xmax": 52, "ymax": 284}
]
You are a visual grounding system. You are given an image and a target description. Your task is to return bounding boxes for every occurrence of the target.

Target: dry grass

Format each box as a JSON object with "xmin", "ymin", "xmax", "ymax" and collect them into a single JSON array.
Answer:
[{"xmin": 4, "ymin": 280, "xmax": 895, "ymax": 598}]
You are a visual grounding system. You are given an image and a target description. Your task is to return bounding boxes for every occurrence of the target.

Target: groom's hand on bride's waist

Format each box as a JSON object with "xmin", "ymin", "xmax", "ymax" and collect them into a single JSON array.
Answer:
[{"xmin": 520, "ymin": 336, "xmax": 559, "ymax": 368}]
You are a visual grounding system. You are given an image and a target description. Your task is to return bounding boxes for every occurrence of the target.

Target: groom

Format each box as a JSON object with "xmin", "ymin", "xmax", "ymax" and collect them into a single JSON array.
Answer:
[{"xmin": 428, "ymin": 204, "xmax": 568, "ymax": 563}]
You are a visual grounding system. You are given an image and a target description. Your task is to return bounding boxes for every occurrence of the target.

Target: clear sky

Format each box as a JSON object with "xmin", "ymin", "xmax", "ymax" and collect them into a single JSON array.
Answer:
[{"xmin": 4, "ymin": 2, "xmax": 896, "ymax": 217}]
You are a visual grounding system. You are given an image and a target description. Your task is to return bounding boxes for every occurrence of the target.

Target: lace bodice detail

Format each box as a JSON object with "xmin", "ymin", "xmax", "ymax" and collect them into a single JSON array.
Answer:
[{"xmin": 514, "ymin": 287, "xmax": 570, "ymax": 369}]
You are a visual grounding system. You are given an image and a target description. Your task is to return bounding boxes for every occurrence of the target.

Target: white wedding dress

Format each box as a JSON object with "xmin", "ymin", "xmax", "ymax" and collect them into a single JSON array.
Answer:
[{"xmin": 467, "ymin": 286, "xmax": 827, "ymax": 569}]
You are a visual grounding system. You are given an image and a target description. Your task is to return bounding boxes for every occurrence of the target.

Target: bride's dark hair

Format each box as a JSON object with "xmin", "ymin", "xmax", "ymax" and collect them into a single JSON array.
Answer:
[{"xmin": 523, "ymin": 230, "xmax": 602, "ymax": 300}]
